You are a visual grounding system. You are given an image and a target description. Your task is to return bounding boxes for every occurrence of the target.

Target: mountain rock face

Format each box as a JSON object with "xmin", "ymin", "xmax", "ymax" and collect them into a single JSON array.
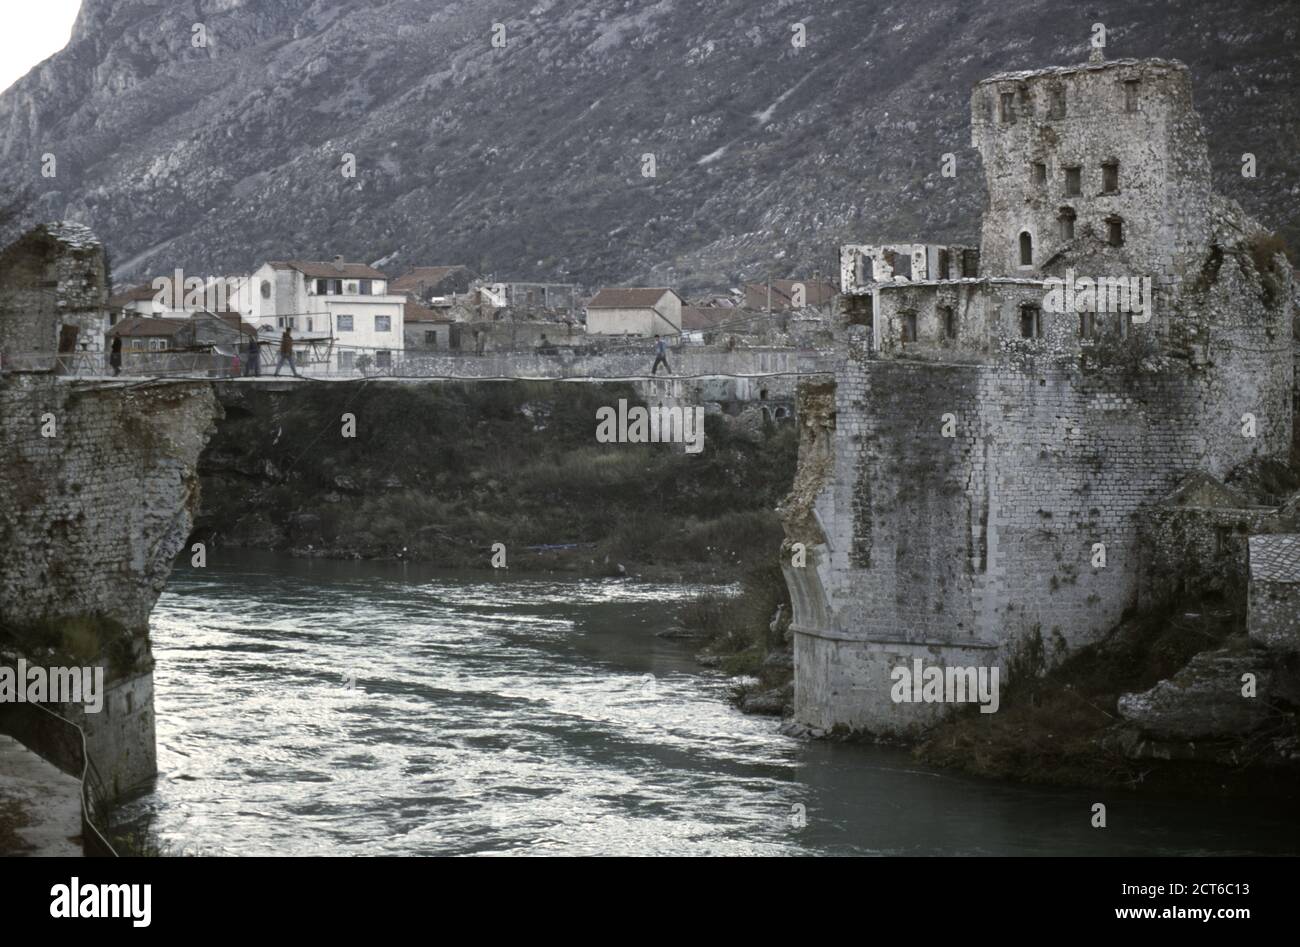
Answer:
[{"xmin": 1, "ymin": 0, "xmax": 1296, "ymax": 291}]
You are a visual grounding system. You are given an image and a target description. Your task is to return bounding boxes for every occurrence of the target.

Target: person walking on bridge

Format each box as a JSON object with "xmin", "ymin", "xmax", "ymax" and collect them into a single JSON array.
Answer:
[
  {"xmin": 651, "ymin": 334, "xmax": 671, "ymax": 376},
  {"xmin": 108, "ymin": 335, "xmax": 122, "ymax": 377},
  {"xmin": 275, "ymin": 327, "xmax": 299, "ymax": 377},
  {"xmin": 244, "ymin": 334, "xmax": 261, "ymax": 377}
]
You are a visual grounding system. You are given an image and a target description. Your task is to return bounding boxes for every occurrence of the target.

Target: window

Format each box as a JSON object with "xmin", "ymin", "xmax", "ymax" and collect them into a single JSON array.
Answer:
[
  {"xmin": 937, "ymin": 248, "xmax": 950, "ymax": 279},
  {"xmin": 999, "ymin": 91, "xmax": 1016, "ymax": 123},
  {"xmin": 359, "ymin": 279, "xmax": 373, "ymax": 296},
  {"xmin": 1079, "ymin": 311, "xmax": 1096, "ymax": 339},
  {"xmin": 1032, "ymin": 162, "xmax": 1047, "ymax": 186},
  {"xmin": 425, "ymin": 330, "xmax": 438, "ymax": 346},
  {"xmin": 337, "ymin": 315, "xmax": 354, "ymax": 331},
  {"xmin": 961, "ymin": 250, "xmax": 979, "ymax": 277},
  {"xmin": 1123, "ymin": 79, "xmax": 1139, "ymax": 113},
  {"xmin": 1048, "ymin": 87, "xmax": 1066, "ymax": 120},
  {"xmin": 901, "ymin": 311, "xmax": 918, "ymax": 343},
  {"xmin": 375, "ymin": 315, "xmax": 392, "ymax": 332},
  {"xmin": 315, "ymin": 278, "xmax": 342, "ymax": 295},
  {"xmin": 1058, "ymin": 207, "xmax": 1076, "ymax": 240},
  {"xmin": 375, "ymin": 350, "xmax": 391, "ymax": 368},
  {"xmin": 306, "ymin": 317, "xmax": 313, "ymax": 332},
  {"xmin": 1019, "ymin": 305, "xmax": 1041, "ymax": 339},
  {"xmin": 1106, "ymin": 216, "xmax": 1124, "ymax": 247},
  {"xmin": 339, "ymin": 351, "xmax": 355, "ymax": 371},
  {"xmin": 1019, "ymin": 231, "xmax": 1034, "ymax": 266},
  {"xmin": 259, "ymin": 279, "xmax": 271, "ymax": 299},
  {"xmin": 885, "ymin": 249, "xmax": 912, "ymax": 280},
  {"xmin": 940, "ymin": 306, "xmax": 957, "ymax": 340},
  {"xmin": 1064, "ymin": 166, "xmax": 1081, "ymax": 196},
  {"xmin": 1101, "ymin": 161, "xmax": 1119, "ymax": 193}
]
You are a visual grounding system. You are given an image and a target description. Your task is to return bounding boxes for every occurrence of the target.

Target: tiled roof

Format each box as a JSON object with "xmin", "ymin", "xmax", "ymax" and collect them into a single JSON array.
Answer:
[
  {"xmin": 681, "ymin": 306, "xmax": 733, "ymax": 331},
  {"xmin": 271, "ymin": 260, "xmax": 388, "ymax": 280},
  {"xmin": 200, "ymin": 312, "xmax": 259, "ymax": 337},
  {"xmin": 391, "ymin": 266, "xmax": 470, "ymax": 291},
  {"xmin": 109, "ymin": 317, "xmax": 184, "ymax": 337},
  {"xmin": 403, "ymin": 300, "xmax": 453, "ymax": 323},
  {"xmin": 108, "ymin": 284, "xmax": 158, "ymax": 306},
  {"xmin": 743, "ymin": 280, "xmax": 837, "ymax": 309},
  {"xmin": 1248, "ymin": 535, "xmax": 1300, "ymax": 584},
  {"xmin": 588, "ymin": 287, "xmax": 676, "ymax": 308}
]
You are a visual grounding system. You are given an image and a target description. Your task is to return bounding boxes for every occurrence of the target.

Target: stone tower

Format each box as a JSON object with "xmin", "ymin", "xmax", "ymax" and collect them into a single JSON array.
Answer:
[
  {"xmin": 782, "ymin": 57, "xmax": 1294, "ymax": 738},
  {"xmin": 971, "ymin": 58, "xmax": 1213, "ymax": 337}
]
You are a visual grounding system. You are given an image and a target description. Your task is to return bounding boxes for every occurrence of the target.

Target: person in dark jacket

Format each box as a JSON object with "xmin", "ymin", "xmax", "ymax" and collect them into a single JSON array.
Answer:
[
  {"xmin": 651, "ymin": 335, "xmax": 671, "ymax": 375},
  {"xmin": 109, "ymin": 335, "xmax": 122, "ymax": 376},
  {"xmin": 274, "ymin": 328, "xmax": 299, "ymax": 377},
  {"xmin": 244, "ymin": 334, "xmax": 260, "ymax": 377}
]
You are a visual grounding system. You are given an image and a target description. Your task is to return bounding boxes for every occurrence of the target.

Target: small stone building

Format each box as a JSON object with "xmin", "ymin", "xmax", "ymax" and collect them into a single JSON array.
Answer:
[
  {"xmin": 585, "ymin": 287, "xmax": 682, "ymax": 336},
  {"xmin": 1247, "ymin": 535, "xmax": 1300, "ymax": 652},
  {"xmin": 0, "ymin": 222, "xmax": 109, "ymax": 368}
]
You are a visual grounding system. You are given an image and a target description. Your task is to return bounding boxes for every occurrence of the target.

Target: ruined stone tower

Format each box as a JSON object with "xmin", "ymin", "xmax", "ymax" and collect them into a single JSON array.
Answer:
[
  {"xmin": 973, "ymin": 58, "xmax": 1213, "ymax": 304},
  {"xmin": 783, "ymin": 57, "xmax": 1294, "ymax": 737}
]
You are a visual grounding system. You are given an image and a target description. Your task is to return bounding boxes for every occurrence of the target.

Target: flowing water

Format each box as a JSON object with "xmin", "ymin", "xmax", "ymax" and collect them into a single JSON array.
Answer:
[{"xmin": 118, "ymin": 553, "xmax": 1298, "ymax": 856}]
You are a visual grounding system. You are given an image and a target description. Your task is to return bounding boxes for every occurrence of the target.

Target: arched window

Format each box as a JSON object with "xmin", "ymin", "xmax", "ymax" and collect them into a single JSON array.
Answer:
[
  {"xmin": 1019, "ymin": 231, "xmax": 1033, "ymax": 266},
  {"xmin": 1058, "ymin": 207, "xmax": 1076, "ymax": 241}
]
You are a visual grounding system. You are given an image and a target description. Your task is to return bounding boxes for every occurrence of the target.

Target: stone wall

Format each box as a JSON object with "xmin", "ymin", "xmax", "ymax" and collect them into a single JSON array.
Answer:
[
  {"xmin": 0, "ymin": 375, "xmax": 218, "ymax": 790},
  {"xmin": 785, "ymin": 312, "xmax": 1291, "ymax": 735}
]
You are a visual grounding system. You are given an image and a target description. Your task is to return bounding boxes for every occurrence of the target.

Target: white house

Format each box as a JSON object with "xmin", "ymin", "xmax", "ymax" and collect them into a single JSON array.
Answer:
[
  {"xmin": 242, "ymin": 257, "xmax": 406, "ymax": 373},
  {"xmin": 585, "ymin": 287, "xmax": 683, "ymax": 336}
]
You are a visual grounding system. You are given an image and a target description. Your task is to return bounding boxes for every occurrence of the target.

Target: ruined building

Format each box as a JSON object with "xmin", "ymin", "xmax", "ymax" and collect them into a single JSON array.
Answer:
[
  {"xmin": 784, "ymin": 57, "xmax": 1295, "ymax": 736},
  {"xmin": 0, "ymin": 223, "xmax": 218, "ymax": 792}
]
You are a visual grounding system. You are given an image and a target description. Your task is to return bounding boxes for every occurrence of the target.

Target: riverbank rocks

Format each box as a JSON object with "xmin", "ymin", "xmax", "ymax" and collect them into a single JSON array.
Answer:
[{"xmin": 1116, "ymin": 640, "xmax": 1296, "ymax": 740}]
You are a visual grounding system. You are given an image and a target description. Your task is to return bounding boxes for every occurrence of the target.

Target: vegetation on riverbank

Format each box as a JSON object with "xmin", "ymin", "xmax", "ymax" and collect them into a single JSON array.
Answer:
[
  {"xmin": 680, "ymin": 562, "xmax": 794, "ymax": 714},
  {"xmin": 195, "ymin": 380, "xmax": 798, "ymax": 579}
]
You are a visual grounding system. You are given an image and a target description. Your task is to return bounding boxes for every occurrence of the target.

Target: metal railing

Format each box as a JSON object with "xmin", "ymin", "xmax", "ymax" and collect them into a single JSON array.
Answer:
[
  {"xmin": 0, "ymin": 701, "xmax": 118, "ymax": 857},
  {"xmin": 1, "ymin": 350, "xmax": 240, "ymax": 378},
  {"xmin": 2, "ymin": 345, "xmax": 839, "ymax": 382}
]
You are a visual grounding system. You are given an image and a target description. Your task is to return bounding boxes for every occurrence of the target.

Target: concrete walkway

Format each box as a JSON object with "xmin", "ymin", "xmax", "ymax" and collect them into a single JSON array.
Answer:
[{"xmin": 0, "ymin": 734, "xmax": 82, "ymax": 857}]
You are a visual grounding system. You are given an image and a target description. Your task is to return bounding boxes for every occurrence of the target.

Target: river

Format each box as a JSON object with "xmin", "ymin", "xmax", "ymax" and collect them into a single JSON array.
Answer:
[{"xmin": 117, "ymin": 553, "xmax": 1298, "ymax": 856}]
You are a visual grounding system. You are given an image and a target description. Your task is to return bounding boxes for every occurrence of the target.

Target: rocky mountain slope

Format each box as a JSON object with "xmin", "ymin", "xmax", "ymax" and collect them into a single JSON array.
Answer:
[{"xmin": 1, "ymin": 0, "xmax": 1296, "ymax": 291}]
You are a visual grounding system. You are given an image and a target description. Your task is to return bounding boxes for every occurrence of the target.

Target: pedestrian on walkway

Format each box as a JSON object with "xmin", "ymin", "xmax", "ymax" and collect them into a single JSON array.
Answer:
[
  {"xmin": 274, "ymin": 328, "xmax": 299, "ymax": 377},
  {"xmin": 651, "ymin": 335, "xmax": 671, "ymax": 375}
]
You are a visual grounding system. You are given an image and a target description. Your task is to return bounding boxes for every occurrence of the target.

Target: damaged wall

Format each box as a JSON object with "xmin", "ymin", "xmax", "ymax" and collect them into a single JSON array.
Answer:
[
  {"xmin": 0, "ymin": 374, "xmax": 218, "ymax": 792},
  {"xmin": 785, "ymin": 55, "xmax": 1295, "ymax": 738}
]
